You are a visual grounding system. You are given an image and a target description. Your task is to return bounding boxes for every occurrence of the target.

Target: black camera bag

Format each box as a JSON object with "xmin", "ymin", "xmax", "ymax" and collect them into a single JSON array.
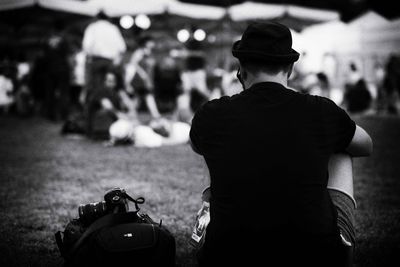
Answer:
[{"xmin": 56, "ymin": 211, "xmax": 176, "ymax": 267}]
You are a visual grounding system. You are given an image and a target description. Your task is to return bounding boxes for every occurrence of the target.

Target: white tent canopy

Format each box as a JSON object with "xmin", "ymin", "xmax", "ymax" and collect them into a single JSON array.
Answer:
[
  {"xmin": 348, "ymin": 10, "xmax": 389, "ymax": 29},
  {"xmin": 227, "ymin": 2, "xmax": 339, "ymax": 22},
  {"xmin": 354, "ymin": 12, "xmax": 400, "ymax": 55},
  {"xmin": 87, "ymin": 0, "xmax": 171, "ymax": 16},
  {"xmin": 301, "ymin": 20, "xmax": 360, "ymax": 55},
  {"xmin": 0, "ymin": 0, "xmax": 224, "ymax": 18},
  {"xmin": 0, "ymin": 0, "xmax": 340, "ymax": 23},
  {"xmin": 39, "ymin": 0, "xmax": 100, "ymax": 16},
  {"xmin": 0, "ymin": 0, "xmax": 35, "ymax": 11},
  {"xmin": 297, "ymin": 10, "xmax": 400, "ymax": 91},
  {"xmin": 167, "ymin": 1, "xmax": 226, "ymax": 20},
  {"xmin": 228, "ymin": 2, "xmax": 286, "ymax": 21},
  {"xmin": 0, "ymin": 0, "xmax": 173, "ymax": 16},
  {"xmin": 301, "ymin": 11, "xmax": 394, "ymax": 56}
]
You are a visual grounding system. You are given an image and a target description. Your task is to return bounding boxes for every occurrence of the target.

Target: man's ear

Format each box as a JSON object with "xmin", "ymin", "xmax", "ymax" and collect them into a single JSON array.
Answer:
[
  {"xmin": 287, "ymin": 63, "xmax": 294, "ymax": 79},
  {"xmin": 241, "ymin": 68, "xmax": 248, "ymax": 80}
]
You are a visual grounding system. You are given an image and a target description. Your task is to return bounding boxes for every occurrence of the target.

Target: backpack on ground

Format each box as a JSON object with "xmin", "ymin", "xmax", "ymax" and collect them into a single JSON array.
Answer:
[{"xmin": 55, "ymin": 188, "xmax": 176, "ymax": 267}]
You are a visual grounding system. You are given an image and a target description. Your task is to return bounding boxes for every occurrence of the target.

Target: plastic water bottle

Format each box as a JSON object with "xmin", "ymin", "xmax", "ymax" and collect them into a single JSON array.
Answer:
[{"xmin": 189, "ymin": 200, "xmax": 210, "ymax": 249}]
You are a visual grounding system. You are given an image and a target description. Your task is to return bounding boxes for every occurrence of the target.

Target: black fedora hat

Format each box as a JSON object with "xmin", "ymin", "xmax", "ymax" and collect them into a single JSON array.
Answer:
[{"xmin": 232, "ymin": 22, "xmax": 300, "ymax": 64}]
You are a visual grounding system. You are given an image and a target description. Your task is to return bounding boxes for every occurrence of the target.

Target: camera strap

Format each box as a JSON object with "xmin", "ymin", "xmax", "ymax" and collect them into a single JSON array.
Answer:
[
  {"xmin": 65, "ymin": 211, "xmax": 141, "ymax": 260},
  {"xmin": 123, "ymin": 192, "xmax": 145, "ymax": 212},
  {"xmin": 55, "ymin": 230, "xmax": 66, "ymax": 257}
]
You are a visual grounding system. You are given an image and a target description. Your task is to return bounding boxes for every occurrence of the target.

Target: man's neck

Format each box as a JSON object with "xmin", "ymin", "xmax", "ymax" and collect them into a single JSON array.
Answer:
[{"xmin": 245, "ymin": 73, "xmax": 288, "ymax": 89}]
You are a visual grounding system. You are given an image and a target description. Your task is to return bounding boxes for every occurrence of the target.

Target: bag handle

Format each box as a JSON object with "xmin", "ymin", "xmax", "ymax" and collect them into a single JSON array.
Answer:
[{"xmin": 65, "ymin": 211, "xmax": 141, "ymax": 260}]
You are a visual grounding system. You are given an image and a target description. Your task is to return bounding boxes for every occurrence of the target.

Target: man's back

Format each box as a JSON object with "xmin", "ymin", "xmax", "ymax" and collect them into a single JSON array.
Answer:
[{"xmin": 190, "ymin": 82, "xmax": 355, "ymax": 265}]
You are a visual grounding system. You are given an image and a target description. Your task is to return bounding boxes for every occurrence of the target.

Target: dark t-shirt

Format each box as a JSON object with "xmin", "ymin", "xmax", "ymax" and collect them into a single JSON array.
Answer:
[{"xmin": 190, "ymin": 82, "xmax": 356, "ymax": 266}]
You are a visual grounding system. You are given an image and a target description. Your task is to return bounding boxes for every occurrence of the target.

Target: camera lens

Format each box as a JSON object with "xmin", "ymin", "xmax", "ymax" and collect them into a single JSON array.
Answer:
[{"xmin": 78, "ymin": 201, "xmax": 107, "ymax": 226}]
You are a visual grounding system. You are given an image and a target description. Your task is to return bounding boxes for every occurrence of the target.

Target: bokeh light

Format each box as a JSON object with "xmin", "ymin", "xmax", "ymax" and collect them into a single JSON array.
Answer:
[
  {"xmin": 177, "ymin": 29, "xmax": 190, "ymax": 43},
  {"xmin": 194, "ymin": 29, "xmax": 206, "ymax": 41},
  {"xmin": 135, "ymin": 14, "xmax": 151, "ymax": 30},
  {"xmin": 119, "ymin": 15, "xmax": 134, "ymax": 29}
]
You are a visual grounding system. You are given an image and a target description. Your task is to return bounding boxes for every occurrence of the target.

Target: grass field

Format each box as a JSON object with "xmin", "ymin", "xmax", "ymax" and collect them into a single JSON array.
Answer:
[{"xmin": 0, "ymin": 113, "xmax": 399, "ymax": 267}]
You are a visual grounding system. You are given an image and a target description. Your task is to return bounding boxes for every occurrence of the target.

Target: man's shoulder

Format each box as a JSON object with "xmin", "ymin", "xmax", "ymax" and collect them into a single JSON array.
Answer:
[
  {"xmin": 191, "ymin": 96, "xmax": 236, "ymax": 128},
  {"xmin": 296, "ymin": 92, "xmax": 339, "ymax": 109},
  {"xmin": 298, "ymin": 93, "xmax": 350, "ymax": 120},
  {"xmin": 198, "ymin": 95, "xmax": 236, "ymax": 116}
]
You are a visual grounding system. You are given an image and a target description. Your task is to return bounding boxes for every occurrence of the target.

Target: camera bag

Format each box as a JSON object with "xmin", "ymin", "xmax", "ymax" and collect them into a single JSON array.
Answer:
[
  {"xmin": 55, "ymin": 189, "xmax": 176, "ymax": 267},
  {"xmin": 56, "ymin": 211, "xmax": 176, "ymax": 267}
]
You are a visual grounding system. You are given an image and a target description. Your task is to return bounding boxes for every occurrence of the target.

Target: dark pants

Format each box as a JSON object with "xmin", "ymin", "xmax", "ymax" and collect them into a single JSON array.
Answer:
[
  {"xmin": 84, "ymin": 56, "xmax": 113, "ymax": 135},
  {"xmin": 43, "ymin": 72, "xmax": 70, "ymax": 121},
  {"xmin": 197, "ymin": 189, "xmax": 356, "ymax": 267},
  {"xmin": 85, "ymin": 56, "xmax": 113, "ymax": 100}
]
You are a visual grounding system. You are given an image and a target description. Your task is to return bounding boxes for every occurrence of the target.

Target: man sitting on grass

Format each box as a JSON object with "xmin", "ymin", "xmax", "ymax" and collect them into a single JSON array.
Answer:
[{"xmin": 189, "ymin": 22, "xmax": 373, "ymax": 267}]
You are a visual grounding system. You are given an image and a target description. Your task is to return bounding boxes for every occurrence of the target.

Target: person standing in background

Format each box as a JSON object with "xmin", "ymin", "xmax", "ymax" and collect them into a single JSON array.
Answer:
[
  {"xmin": 383, "ymin": 54, "xmax": 400, "ymax": 114},
  {"xmin": 343, "ymin": 62, "xmax": 372, "ymax": 114},
  {"xmin": 177, "ymin": 39, "xmax": 211, "ymax": 123},
  {"xmin": 42, "ymin": 22, "xmax": 71, "ymax": 121},
  {"xmin": 124, "ymin": 35, "xmax": 161, "ymax": 120},
  {"xmin": 153, "ymin": 55, "xmax": 182, "ymax": 114},
  {"xmin": 82, "ymin": 10, "xmax": 127, "ymax": 107}
]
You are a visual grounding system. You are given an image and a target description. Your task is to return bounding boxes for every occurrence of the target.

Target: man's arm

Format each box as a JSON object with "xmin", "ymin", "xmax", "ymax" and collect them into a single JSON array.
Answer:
[
  {"xmin": 189, "ymin": 138, "xmax": 211, "ymax": 201},
  {"xmin": 328, "ymin": 153, "xmax": 354, "ymax": 200},
  {"xmin": 199, "ymin": 157, "xmax": 211, "ymax": 202},
  {"xmin": 327, "ymin": 125, "xmax": 372, "ymax": 207},
  {"xmin": 345, "ymin": 125, "xmax": 373, "ymax": 157},
  {"xmin": 189, "ymin": 139, "xmax": 202, "ymax": 155}
]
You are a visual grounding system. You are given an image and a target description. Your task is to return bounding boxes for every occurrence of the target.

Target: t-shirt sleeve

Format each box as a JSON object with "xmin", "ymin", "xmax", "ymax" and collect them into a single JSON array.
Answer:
[
  {"xmin": 189, "ymin": 103, "xmax": 209, "ymax": 155},
  {"xmin": 319, "ymin": 97, "xmax": 356, "ymax": 153},
  {"xmin": 189, "ymin": 98, "xmax": 225, "ymax": 155}
]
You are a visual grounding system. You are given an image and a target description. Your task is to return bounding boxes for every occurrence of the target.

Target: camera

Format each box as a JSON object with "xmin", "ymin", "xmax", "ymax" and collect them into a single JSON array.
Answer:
[{"xmin": 78, "ymin": 187, "xmax": 130, "ymax": 226}]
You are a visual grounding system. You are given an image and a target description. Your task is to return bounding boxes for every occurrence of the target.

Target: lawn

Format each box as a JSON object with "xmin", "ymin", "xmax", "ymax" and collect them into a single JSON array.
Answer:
[{"xmin": 0, "ymin": 113, "xmax": 399, "ymax": 267}]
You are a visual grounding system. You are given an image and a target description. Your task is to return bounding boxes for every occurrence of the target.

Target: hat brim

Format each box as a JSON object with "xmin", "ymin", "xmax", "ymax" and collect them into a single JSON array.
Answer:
[{"xmin": 232, "ymin": 40, "xmax": 300, "ymax": 63}]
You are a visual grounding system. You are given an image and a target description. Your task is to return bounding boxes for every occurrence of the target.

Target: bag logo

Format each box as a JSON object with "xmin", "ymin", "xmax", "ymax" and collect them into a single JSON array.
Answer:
[{"xmin": 123, "ymin": 233, "xmax": 134, "ymax": 238}]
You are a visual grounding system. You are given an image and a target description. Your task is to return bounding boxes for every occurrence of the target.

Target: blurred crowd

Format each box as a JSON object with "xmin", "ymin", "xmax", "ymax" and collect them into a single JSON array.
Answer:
[
  {"xmin": 1, "ymin": 12, "xmax": 400, "ymax": 146},
  {"xmin": 0, "ymin": 12, "xmax": 226, "ymax": 146},
  {"xmin": 289, "ymin": 52, "xmax": 400, "ymax": 115}
]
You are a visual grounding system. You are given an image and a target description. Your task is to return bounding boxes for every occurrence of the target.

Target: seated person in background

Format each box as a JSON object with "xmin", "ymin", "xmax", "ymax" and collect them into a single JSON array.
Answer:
[
  {"xmin": 0, "ymin": 69, "xmax": 14, "ymax": 114},
  {"xmin": 87, "ymin": 70, "xmax": 133, "ymax": 140},
  {"xmin": 108, "ymin": 117, "xmax": 190, "ymax": 147}
]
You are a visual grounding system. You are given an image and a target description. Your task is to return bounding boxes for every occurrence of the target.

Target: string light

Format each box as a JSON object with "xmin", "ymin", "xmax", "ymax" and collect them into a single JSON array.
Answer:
[
  {"xmin": 135, "ymin": 14, "xmax": 151, "ymax": 30},
  {"xmin": 119, "ymin": 15, "xmax": 134, "ymax": 29},
  {"xmin": 194, "ymin": 29, "xmax": 206, "ymax": 41},
  {"xmin": 177, "ymin": 29, "xmax": 190, "ymax": 43}
]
